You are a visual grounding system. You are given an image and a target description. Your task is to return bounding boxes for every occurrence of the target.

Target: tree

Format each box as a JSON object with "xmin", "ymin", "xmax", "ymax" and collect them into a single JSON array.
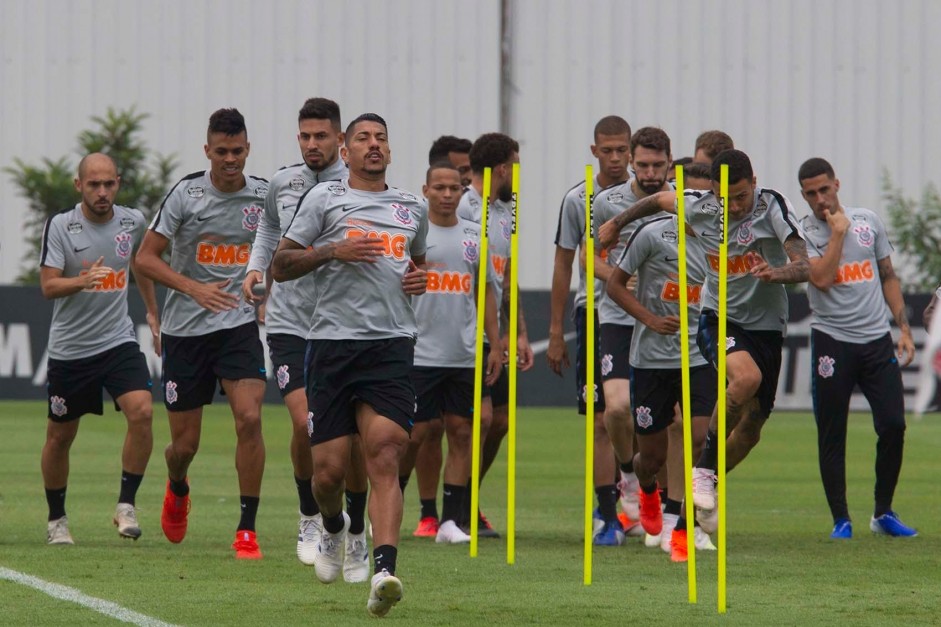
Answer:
[
  {"xmin": 5, "ymin": 107, "xmax": 177, "ymax": 283},
  {"xmin": 883, "ymin": 171, "xmax": 941, "ymax": 292}
]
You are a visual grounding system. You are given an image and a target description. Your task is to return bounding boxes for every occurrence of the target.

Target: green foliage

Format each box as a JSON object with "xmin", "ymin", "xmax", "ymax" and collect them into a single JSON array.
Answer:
[
  {"xmin": 883, "ymin": 170, "xmax": 941, "ymax": 292},
  {"xmin": 4, "ymin": 107, "xmax": 177, "ymax": 284}
]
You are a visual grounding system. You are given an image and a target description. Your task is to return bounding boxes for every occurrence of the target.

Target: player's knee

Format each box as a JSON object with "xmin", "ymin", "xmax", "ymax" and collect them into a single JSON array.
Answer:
[
  {"xmin": 125, "ymin": 403, "xmax": 153, "ymax": 430},
  {"xmin": 313, "ymin": 460, "xmax": 346, "ymax": 492},
  {"xmin": 46, "ymin": 425, "xmax": 77, "ymax": 450},
  {"xmin": 234, "ymin": 410, "xmax": 262, "ymax": 440},
  {"xmin": 876, "ymin": 419, "xmax": 906, "ymax": 440},
  {"xmin": 426, "ymin": 419, "xmax": 444, "ymax": 440},
  {"xmin": 171, "ymin": 438, "xmax": 199, "ymax": 460}
]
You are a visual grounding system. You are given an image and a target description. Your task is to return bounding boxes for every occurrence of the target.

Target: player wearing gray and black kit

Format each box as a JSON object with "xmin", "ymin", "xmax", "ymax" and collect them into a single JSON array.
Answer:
[
  {"xmin": 598, "ymin": 149, "xmax": 809, "ymax": 532},
  {"xmin": 273, "ymin": 113, "xmax": 427, "ymax": 617},
  {"xmin": 798, "ymin": 157, "xmax": 916, "ymax": 539},
  {"xmin": 40, "ymin": 153, "xmax": 159, "ymax": 546},
  {"xmin": 137, "ymin": 109, "xmax": 268, "ymax": 559}
]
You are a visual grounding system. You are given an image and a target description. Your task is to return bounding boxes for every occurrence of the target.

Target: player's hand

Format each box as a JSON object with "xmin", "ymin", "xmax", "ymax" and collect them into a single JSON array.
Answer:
[
  {"xmin": 80, "ymin": 257, "xmax": 114, "ymax": 290},
  {"xmin": 485, "ymin": 349, "xmax": 503, "ymax": 386},
  {"xmin": 547, "ymin": 332, "xmax": 570, "ymax": 376},
  {"xmin": 598, "ymin": 219, "xmax": 619, "ymax": 249},
  {"xmin": 824, "ymin": 209, "xmax": 850, "ymax": 236},
  {"xmin": 897, "ymin": 329, "xmax": 915, "ymax": 367},
  {"xmin": 516, "ymin": 334, "xmax": 534, "ymax": 371},
  {"xmin": 146, "ymin": 312, "xmax": 161, "ymax": 356},
  {"xmin": 332, "ymin": 236, "xmax": 385, "ymax": 262},
  {"xmin": 649, "ymin": 315, "xmax": 681, "ymax": 335},
  {"xmin": 402, "ymin": 259, "xmax": 427, "ymax": 295},
  {"xmin": 190, "ymin": 278, "xmax": 240, "ymax": 313},
  {"xmin": 241, "ymin": 270, "xmax": 264, "ymax": 302},
  {"xmin": 626, "ymin": 274, "xmax": 638, "ymax": 293},
  {"xmin": 746, "ymin": 251, "xmax": 774, "ymax": 282}
]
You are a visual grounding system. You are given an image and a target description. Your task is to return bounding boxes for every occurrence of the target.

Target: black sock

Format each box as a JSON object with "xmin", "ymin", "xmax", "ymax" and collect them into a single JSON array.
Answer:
[
  {"xmin": 659, "ymin": 485, "xmax": 668, "ymax": 502},
  {"xmin": 697, "ymin": 429, "xmax": 719, "ymax": 471},
  {"xmin": 441, "ymin": 483, "xmax": 465, "ymax": 523},
  {"xmin": 323, "ymin": 511, "xmax": 345, "ymax": 534},
  {"xmin": 640, "ymin": 480, "xmax": 658, "ymax": 495},
  {"xmin": 118, "ymin": 471, "xmax": 144, "ymax": 506},
  {"xmin": 420, "ymin": 498, "xmax": 438, "ymax": 520},
  {"xmin": 461, "ymin": 478, "xmax": 474, "ymax": 526},
  {"xmin": 619, "ymin": 460, "xmax": 634, "ymax": 475},
  {"xmin": 169, "ymin": 477, "xmax": 189, "ymax": 497},
  {"xmin": 46, "ymin": 486, "xmax": 67, "ymax": 521},
  {"xmin": 373, "ymin": 544, "xmax": 398, "ymax": 575},
  {"xmin": 595, "ymin": 484, "xmax": 618, "ymax": 522},
  {"xmin": 675, "ymin": 514, "xmax": 687, "ymax": 531},
  {"xmin": 664, "ymin": 498, "xmax": 682, "ymax": 516},
  {"xmin": 398, "ymin": 475, "xmax": 410, "ymax": 494},
  {"xmin": 237, "ymin": 496, "xmax": 259, "ymax": 532},
  {"xmin": 296, "ymin": 476, "xmax": 319, "ymax": 516},
  {"xmin": 346, "ymin": 490, "xmax": 367, "ymax": 535}
]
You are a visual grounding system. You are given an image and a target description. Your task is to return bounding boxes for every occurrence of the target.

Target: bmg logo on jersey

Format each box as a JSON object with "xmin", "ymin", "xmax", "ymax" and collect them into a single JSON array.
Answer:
[
  {"xmin": 196, "ymin": 242, "xmax": 251, "ymax": 266},
  {"xmin": 344, "ymin": 227, "xmax": 408, "ymax": 260},
  {"xmin": 426, "ymin": 271, "xmax": 472, "ymax": 294},
  {"xmin": 114, "ymin": 231, "xmax": 133, "ymax": 259},
  {"xmin": 242, "ymin": 205, "xmax": 263, "ymax": 232},
  {"xmin": 81, "ymin": 268, "xmax": 127, "ymax": 292}
]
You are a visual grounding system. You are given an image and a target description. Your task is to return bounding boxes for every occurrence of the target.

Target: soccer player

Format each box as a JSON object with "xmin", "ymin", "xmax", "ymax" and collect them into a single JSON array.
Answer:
[
  {"xmin": 428, "ymin": 135, "xmax": 473, "ymax": 187},
  {"xmin": 797, "ymin": 157, "xmax": 917, "ymax": 538},
  {"xmin": 599, "ymin": 149, "xmax": 809, "ymax": 532},
  {"xmin": 402, "ymin": 163, "xmax": 502, "ymax": 544},
  {"xmin": 590, "ymin": 126, "xmax": 674, "ymax": 544},
  {"xmin": 456, "ymin": 132, "xmax": 534, "ymax": 537},
  {"xmin": 40, "ymin": 153, "xmax": 159, "ymax": 545},
  {"xmin": 692, "ymin": 130, "xmax": 734, "ymax": 165},
  {"xmin": 240, "ymin": 98, "xmax": 370, "ymax": 574},
  {"xmin": 136, "ymin": 109, "xmax": 268, "ymax": 559},
  {"xmin": 272, "ymin": 113, "xmax": 428, "ymax": 617}
]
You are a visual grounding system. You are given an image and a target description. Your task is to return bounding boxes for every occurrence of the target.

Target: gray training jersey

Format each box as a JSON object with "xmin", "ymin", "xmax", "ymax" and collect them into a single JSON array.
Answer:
[
  {"xmin": 456, "ymin": 185, "xmax": 512, "ymax": 309},
  {"xmin": 248, "ymin": 158, "xmax": 348, "ymax": 337},
  {"xmin": 684, "ymin": 187, "xmax": 804, "ymax": 332},
  {"xmin": 554, "ymin": 177, "xmax": 606, "ymax": 310},
  {"xmin": 413, "ymin": 219, "xmax": 497, "ymax": 367},
  {"xmin": 150, "ymin": 170, "xmax": 268, "ymax": 336},
  {"xmin": 800, "ymin": 207, "xmax": 893, "ymax": 343},
  {"xmin": 283, "ymin": 178, "xmax": 428, "ymax": 340},
  {"xmin": 593, "ymin": 179, "xmax": 669, "ymax": 326},
  {"xmin": 41, "ymin": 204, "xmax": 146, "ymax": 360},
  {"xmin": 616, "ymin": 215, "xmax": 708, "ymax": 369}
]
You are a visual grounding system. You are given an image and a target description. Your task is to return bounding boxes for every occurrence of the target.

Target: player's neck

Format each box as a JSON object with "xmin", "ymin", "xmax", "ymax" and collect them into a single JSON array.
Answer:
[
  {"xmin": 80, "ymin": 203, "xmax": 113, "ymax": 224},
  {"xmin": 210, "ymin": 172, "xmax": 246, "ymax": 194},
  {"xmin": 429, "ymin": 211, "xmax": 458, "ymax": 227},
  {"xmin": 469, "ymin": 178, "xmax": 487, "ymax": 202},
  {"xmin": 597, "ymin": 171, "xmax": 628, "ymax": 190},
  {"xmin": 347, "ymin": 169, "xmax": 387, "ymax": 192}
]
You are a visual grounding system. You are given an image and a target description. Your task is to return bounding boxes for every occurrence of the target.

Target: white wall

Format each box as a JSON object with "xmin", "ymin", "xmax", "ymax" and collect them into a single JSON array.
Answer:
[{"xmin": 2, "ymin": 0, "xmax": 940, "ymax": 289}]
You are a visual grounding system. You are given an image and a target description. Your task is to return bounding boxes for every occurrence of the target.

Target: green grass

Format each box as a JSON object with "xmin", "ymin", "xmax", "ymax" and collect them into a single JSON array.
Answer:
[{"xmin": 1, "ymin": 401, "xmax": 940, "ymax": 625}]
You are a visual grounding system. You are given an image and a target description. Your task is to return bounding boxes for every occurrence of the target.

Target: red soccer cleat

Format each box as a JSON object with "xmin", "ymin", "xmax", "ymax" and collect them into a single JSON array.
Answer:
[
  {"xmin": 638, "ymin": 485, "xmax": 663, "ymax": 535},
  {"xmin": 413, "ymin": 516, "xmax": 439, "ymax": 538},
  {"xmin": 670, "ymin": 528, "xmax": 688, "ymax": 562},
  {"xmin": 161, "ymin": 480, "xmax": 190, "ymax": 544},
  {"xmin": 232, "ymin": 529, "xmax": 263, "ymax": 559}
]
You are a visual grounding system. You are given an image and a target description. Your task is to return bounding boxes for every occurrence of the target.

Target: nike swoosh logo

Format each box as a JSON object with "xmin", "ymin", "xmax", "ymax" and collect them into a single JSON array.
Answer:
[
  {"xmin": 196, "ymin": 215, "xmax": 213, "ymax": 222},
  {"xmin": 341, "ymin": 205, "xmax": 361, "ymax": 212},
  {"xmin": 664, "ymin": 256, "xmax": 678, "ymax": 262},
  {"xmin": 73, "ymin": 246, "xmax": 90, "ymax": 253}
]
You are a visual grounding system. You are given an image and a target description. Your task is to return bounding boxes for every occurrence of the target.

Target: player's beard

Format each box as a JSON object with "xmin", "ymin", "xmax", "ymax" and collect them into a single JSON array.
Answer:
[
  {"xmin": 637, "ymin": 176, "xmax": 666, "ymax": 196},
  {"xmin": 497, "ymin": 181, "xmax": 513, "ymax": 203}
]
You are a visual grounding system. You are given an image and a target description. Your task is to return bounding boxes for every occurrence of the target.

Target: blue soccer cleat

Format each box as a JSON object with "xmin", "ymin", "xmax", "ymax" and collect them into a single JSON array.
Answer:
[
  {"xmin": 830, "ymin": 518, "xmax": 852, "ymax": 539},
  {"xmin": 870, "ymin": 511, "xmax": 917, "ymax": 537},
  {"xmin": 593, "ymin": 519, "xmax": 625, "ymax": 546}
]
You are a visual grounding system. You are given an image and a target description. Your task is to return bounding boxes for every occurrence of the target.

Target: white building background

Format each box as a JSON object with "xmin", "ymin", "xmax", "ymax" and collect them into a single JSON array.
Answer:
[{"xmin": 2, "ymin": 0, "xmax": 940, "ymax": 290}]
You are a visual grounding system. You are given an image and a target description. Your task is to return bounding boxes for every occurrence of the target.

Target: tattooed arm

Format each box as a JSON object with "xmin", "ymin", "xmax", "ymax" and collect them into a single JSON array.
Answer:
[
  {"xmin": 748, "ymin": 234, "xmax": 809, "ymax": 284},
  {"xmin": 878, "ymin": 255, "xmax": 915, "ymax": 366},
  {"xmin": 597, "ymin": 192, "xmax": 676, "ymax": 249}
]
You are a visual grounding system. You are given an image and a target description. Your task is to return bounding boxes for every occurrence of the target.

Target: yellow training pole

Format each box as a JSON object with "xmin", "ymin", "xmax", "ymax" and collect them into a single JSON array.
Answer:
[
  {"xmin": 507, "ymin": 162, "xmax": 520, "ymax": 565},
  {"xmin": 471, "ymin": 167, "xmax": 492, "ymax": 558},
  {"xmin": 676, "ymin": 166, "xmax": 698, "ymax": 603},
  {"xmin": 717, "ymin": 164, "xmax": 729, "ymax": 613},
  {"xmin": 583, "ymin": 165, "xmax": 595, "ymax": 585}
]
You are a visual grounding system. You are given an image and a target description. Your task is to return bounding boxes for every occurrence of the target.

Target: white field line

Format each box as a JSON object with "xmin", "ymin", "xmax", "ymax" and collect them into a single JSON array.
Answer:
[{"xmin": 0, "ymin": 566, "xmax": 179, "ymax": 627}]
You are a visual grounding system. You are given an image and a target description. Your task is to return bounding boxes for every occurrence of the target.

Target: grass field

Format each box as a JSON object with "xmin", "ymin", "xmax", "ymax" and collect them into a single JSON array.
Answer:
[{"xmin": 1, "ymin": 400, "xmax": 940, "ymax": 625}]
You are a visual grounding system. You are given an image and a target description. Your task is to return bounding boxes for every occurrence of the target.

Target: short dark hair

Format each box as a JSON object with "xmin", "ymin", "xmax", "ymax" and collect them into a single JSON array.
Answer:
[
  {"xmin": 344, "ymin": 113, "xmax": 388, "ymax": 144},
  {"xmin": 469, "ymin": 133, "xmax": 519, "ymax": 173},
  {"xmin": 298, "ymin": 98, "xmax": 341, "ymax": 130},
  {"xmin": 428, "ymin": 136, "xmax": 472, "ymax": 166},
  {"xmin": 207, "ymin": 108, "xmax": 247, "ymax": 139},
  {"xmin": 630, "ymin": 126, "xmax": 671, "ymax": 157},
  {"xmin": 711, "ymin": 149, "xmax": 753, "ymax": 184},
  {"xmin": 682, "ymin": 162, "xmax": 711, "ymax": 180},
  {"xmin": 426, "ymin": 161, "xmax": 460, "ymax": 183},
  {"xmin": 797, "ymin": 157, "xmax": 836, "ymax": 183},
  {"xmin": 593, "ymin": 116, "xmax": 631, "ymax": 142},
  {"xmin": 694, "ymin": 130, "xmax": 734, "ymax": 161},
  {"xmin": 673, "ymin": 156, "xmax": 693, "ymax": 167}
]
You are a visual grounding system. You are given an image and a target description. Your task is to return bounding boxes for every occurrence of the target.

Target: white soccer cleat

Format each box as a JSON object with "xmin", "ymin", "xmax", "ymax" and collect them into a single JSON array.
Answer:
[
  {"xmin": 436, "ymin": 520, "xmax": 471, "ymax": 544},
  {"xmin": 644, "ymin": 532, "xmax": 661, "ymax": 548},
  {"xmin": 692, "ymin": 467, "xmax": 717, "ymax": 510},
  {"xmin": 694, "ymin": 526, "xmax": 717, "ymax": 550},
  {"xmin": 367, "ymin": 570, "xmax": 403, "ymax": 617},
  {"xmin": 618, "ymin": 471, "xmax": 641, "ymax": 520},
  {"xmin": 47, "ymin": 516, "xmax": 74, "ymax": 545},
  {"xmin": 343, "ymin": 531, "xmax": 370, "ymax": 583},
  {"xmin": 696, "ymin": 507, "xmax": 719, "ymax": 534},
  {"xmin": 314, "ymin": 512, "xmax": 349, "ymax": 583},
  {"xmin": 297, "ymin": 513, "xmax": 322, "ymax": 565},
  {"xmin": 659, "ymin": 513, "xmax": 679, "ymax": 553},
  {"xmin": 113, "ymin": 503, "xmax": 141, "ymax": 540}
]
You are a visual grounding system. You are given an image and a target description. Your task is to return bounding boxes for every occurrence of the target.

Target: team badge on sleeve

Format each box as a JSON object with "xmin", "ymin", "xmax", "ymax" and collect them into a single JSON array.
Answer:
[
  {"xmin": 289, "ymin": 177, "xmax": 305, "ymax": 191},
  {"xmin": 398, "ymin": 191, "xmax": 418, "ymax": 202},
  {"xmin": 607, "ymin": 192, "xmax": 623, "ymax": 203},
  {"xmin": 327, "ymin": 183, "xmax": 347, "ymax": 196},
  {"xmin": 391, "ymin": 203, "xmax": 413, "ymax": 226},
  {"xmin": 854, "ymin": 224, "xmax": 874, "ymax": 247},
  {"xmin": 165, "ymin": 381, "xmax": 179, "ymax": 405},
  {"xmin": 187, "ymin": 186, "xmax": 205, "ymax": 198},
  {"xmin": 242, "ymin": 205, "xmax": 263, "ymax": 231},
  {"xmin": 817, "ymin": 356, "xmax": 836, "ymax": 378},
  {"xmin": 462, "ymin": 239, "xmax": 479, "ymax": 263},
  {"xmin": 276, "ymin": 364, "xmax": 290, "ymax": 390},
  {"xmin": 635, "ymin": 406, "xmax": 653, "ymax": 429},
  {"xmin": 114, "ymin": 231, "xmax": 133, "ymax": 259},
  {"xmin": 50, "ymin": 395, "xmax": 68, "ymax": 417}
]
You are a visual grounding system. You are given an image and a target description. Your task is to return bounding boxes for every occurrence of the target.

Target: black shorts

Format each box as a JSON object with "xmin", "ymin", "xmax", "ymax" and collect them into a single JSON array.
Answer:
[
  {"xmin": 266, "ymin": 332, "xmax": 307, "ymax": 398},
  {"xmin": 629, "ymin": 365, "xmax": 717, "ymax": 435},
  {"xmin": 599, "ymin": 323, "xmax": 634, "ymax": 382},
  {"xmin": 305, "ymin": 337, "xmax": 415, "ymax": 445},
  {"xmin": 574, "ymin": 307, "xmax": 608, "ymax": 414},
  {"xmin": 161, "ymin": 321, "xmax": 266, "ymax": 412},
  {"xmin": 697, "ymin": 309, "xmax": 783, "ymax": 418},
  {"xmin": 481, "ymin": 343, "xmax": 510, "ymax": 408},
  {"xmin": 412, "ymin": 366, "xmax": 475, "ymax": 422},
  {"xmin": 47, "ymin": 342, "xmax": 152, "ymax": 422}
]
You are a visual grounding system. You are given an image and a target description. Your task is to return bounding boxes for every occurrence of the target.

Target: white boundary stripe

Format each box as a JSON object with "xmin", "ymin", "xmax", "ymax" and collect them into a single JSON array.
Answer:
[
  {"xmin": 529, "ymin": 331, "xmax": 576, "ymax": 356},
  {"xmin": 0, "ymin": 566, "xmax": 179, "ymax": 627}
]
